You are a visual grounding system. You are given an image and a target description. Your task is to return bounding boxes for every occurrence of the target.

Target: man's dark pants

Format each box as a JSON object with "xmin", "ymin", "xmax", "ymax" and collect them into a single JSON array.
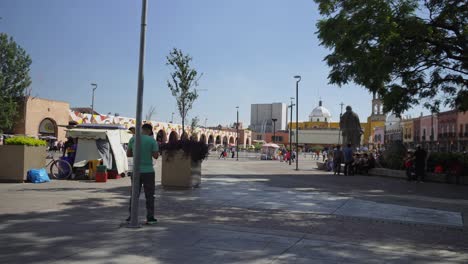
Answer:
[
  {"xmin": 415, "ymin": 164, "xmax": 425, "ymax": 182},
  {"xmin": 344, "ymin": 161, "xmax": 353, "ymax": 176},
  {"xmin": 129, "ymin": 172, "xmax": 155, "ymax": 219}
]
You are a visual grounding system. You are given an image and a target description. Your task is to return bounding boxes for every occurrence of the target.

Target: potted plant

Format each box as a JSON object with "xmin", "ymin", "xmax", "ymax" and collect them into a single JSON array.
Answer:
[
  {"xmin": 0, "ymin": 136, "xmax": 47, "ymax": 183},
  {"xmin": 160, "ymin": 139, "xmax": 209, "ymax": 188}
]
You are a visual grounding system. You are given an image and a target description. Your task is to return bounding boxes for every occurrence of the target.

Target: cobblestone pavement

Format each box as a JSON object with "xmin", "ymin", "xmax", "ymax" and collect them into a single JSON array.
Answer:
[{"xmin": 1, "ymin": 159, "xmax": 467, "ymax": 263}]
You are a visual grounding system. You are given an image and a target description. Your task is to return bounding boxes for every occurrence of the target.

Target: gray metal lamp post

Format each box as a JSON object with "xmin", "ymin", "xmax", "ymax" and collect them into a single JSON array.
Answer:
[
  {"xmin": 128, "ymin": 0, "xmax": 148, "ymax": 228},
  {"xmin": 236, "ymin": 106, "xmax": 239, "ymax": 161},
  {"xmin": 171, "ymin": 112, "xmax": 174, "ymax": 123},
  {"xmin": 289, "ymin": 97, "xmax": 294, "ymax": 166},
  {"xmin": 294, "ymin": 75, "xmax": 301, "ymax": 170},
  {"xmin": 272, "ymin": 118, "xmax": 277, "ymax": 143},
  {"xmin": 91, "ymin": 83, "xmax": 97, "ymax": 113}
]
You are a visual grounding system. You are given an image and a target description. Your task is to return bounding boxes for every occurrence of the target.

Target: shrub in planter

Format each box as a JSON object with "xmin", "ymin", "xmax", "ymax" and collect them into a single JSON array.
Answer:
[
  {"xmin": 381, "ymin": 141, "xmax": 407, "ymax": 170},
  {"xmin": 427, "ymin": 152, "xmax": 468, "ymax": 175},
  {"xmin": 0, "ymin": 136, "xmax": 47, "ymax": 183},
  {"xmin": 5, "ymin": 136, "xmax": 46, "ymax": 146},
  {"xmin": 160, "ymin": 139, "xmax": 209, "ymax": 162},
  {"xmin": 159, "ymin": 140, "xmax": 209, "ymax": 188}
]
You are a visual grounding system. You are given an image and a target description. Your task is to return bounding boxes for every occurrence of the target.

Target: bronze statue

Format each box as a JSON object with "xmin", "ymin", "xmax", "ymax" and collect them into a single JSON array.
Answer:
[{"xmin": 340, "ymin": 106, "xmax": 362, "ymax": 148}]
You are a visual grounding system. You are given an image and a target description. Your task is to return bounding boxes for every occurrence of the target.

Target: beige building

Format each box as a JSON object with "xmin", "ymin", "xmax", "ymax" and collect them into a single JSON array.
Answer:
[
  {"xmin": 291, "ymin": 129, "xmax": 341, "ymax": 149},
  {"xmin": 13, "ymin": 97, "xmax": 70, "ymax": 141}
]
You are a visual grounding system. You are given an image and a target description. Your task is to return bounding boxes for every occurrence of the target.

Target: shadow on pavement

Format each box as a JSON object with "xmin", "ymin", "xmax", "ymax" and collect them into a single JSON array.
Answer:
[{"xmin": 1, "ymin": 173, "xmax": 468, "ymax": 263}]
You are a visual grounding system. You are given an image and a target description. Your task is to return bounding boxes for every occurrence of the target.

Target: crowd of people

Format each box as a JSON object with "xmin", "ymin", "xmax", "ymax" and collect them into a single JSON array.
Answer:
[{"xmin": 322, "ymin": 144, "xmax": 376, "ymax": 176}]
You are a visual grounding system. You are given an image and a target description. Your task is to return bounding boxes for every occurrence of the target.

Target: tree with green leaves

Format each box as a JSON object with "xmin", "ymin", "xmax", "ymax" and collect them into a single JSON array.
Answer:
[
  {"xmin": 314, "ymin": 0, "xmax": 467, "ymax": 115},
  {"xmin": 0, "ymin": 33, "xmax": 32, "ymax": 133},
  {"xmin": 190, "ymin": 116, "xmax": 200, "ymax": 140},
  {"xmin": 166, "ymin": 48, "xmax": 201, "ymax": 137}
]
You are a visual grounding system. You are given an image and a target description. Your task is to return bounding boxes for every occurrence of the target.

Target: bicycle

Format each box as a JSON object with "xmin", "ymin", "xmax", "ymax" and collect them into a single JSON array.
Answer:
[{"xmin": 46, "ymin": 152, "xmax": 73, "ymax": 179}]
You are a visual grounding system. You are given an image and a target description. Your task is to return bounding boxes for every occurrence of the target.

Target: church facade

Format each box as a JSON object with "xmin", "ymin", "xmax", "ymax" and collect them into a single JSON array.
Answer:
[{"xmin": 289, "ymin": 93, "xmax": 385, "ymax": 149}]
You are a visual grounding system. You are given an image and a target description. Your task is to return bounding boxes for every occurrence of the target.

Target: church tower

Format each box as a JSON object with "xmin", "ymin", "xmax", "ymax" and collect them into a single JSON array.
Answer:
[
  {"xmin": 369, "ymin": 92, "xmax": 386, "ymax": 122},
  {"xmin": 365, "ymin": 92, "xmax": 387, "ymax": 145}
]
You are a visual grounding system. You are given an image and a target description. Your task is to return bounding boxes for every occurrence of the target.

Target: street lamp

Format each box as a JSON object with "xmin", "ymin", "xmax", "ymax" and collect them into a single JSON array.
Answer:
[
  {"xmin": 272, "ymin": 118, "xmax": 277, "ymax": 143},
  {"xmin": 294, "ymin": 75, "xmax": 301, "ymax": 170},
  {"xmin": 236, "ymin": 106, "xmax": 239, "ymax": 161},
  {"xmin": 91, "ymin": 83, "xmax": 97, "ymax": 114},
  {"xmin": 129, "ymin": 0, "xmax": 148, "ymax": 228},
  {"xmin": 205, "ymin": 118, "xmax": 208, "ymax": 128},
  {"xmin": 289, "ymin": 97, "xmax": 294, "ymax": 166},
  {"xmin": 171, "ymin": 112, "xmax": 174, "ymax": 123}
]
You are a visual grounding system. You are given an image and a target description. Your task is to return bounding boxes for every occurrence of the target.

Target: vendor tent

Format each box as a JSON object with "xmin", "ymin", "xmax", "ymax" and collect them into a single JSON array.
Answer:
[{"xmin": 66, "ymin": 129, "xmax": 129, "ymax": 174}]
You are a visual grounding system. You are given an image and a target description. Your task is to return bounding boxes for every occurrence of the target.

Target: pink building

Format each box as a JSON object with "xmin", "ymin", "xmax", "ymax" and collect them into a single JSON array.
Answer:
[
  {"xmin": 457, "ymin": 111, "xmax": 468, "ymax": 151},
  {"xmin": 373, "ymin": 126, "xmax": 385, "ymax": 148},
  {"xmin": 420, "ymin": 114, "xmax": 438, "ymax": 150},
  {"xmin": 438, "ymin": 110, "xmax": 458, "ymax": 152}
]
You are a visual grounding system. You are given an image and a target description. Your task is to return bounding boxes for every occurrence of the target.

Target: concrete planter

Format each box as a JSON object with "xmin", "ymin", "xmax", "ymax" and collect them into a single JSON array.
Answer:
[
  {"xmin": 369, "ymin": 167, "xmax": 467, "ymax": 185},
  {"xmin": 0, "ymin": 145, "xmax": 47, "ymax": 183},
  {"xmin": 161, "ymin": 150, "xmax": 201, "ymax": 188}
]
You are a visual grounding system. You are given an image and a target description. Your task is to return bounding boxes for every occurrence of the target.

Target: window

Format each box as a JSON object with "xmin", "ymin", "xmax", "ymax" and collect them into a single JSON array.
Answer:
[
  {"xmin": 325, "ymin": 118, "xmax": 327, "ymax": 122},
  {"xmin": 317, "ymin": 118, "xmax": 319, "ymax": 122},
  {"xmin": 256, "ymin": 135, "xmax": 262, "ymax": 140}
]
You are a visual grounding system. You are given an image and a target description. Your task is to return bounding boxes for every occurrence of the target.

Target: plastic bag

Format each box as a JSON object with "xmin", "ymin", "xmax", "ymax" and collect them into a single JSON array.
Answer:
[{"xmin": 27, "ymin": 168, "xmax": 51, "ymax": 183}]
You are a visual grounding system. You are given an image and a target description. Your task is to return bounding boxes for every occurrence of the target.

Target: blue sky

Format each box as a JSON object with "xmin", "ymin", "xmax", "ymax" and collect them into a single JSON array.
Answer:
[{"xmin": 1, "ymin": 0, "xmax": 425, "ymax": 127}]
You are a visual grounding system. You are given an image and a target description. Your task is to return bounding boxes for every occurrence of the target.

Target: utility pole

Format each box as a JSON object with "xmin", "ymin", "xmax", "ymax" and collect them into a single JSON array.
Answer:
[
  {"xmin": 272, "ymin": 118, "xmax": 277, "ymax": 143},
  {"xmin": 236, "ymin": 106, "xmax": 239, "ymax": 161},
  {"xmin": 294, "ymin": 76, "xmax": 301, "ymax": 171},
  {"xmin": 128, "ymin": 0, "xmax": 148, "ymax": 228},
  {"xmin": 91, "ymin": 83, "xmax": 97, "ymax": 113},
  {"xmin": 289, "ymin": 98, "xmax": 294, "ymax": 166}
]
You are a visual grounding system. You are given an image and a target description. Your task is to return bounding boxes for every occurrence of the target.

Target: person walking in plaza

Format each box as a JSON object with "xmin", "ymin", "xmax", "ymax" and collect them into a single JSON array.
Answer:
[
  {"xmin": 333, "ymin": 145, "xmax": 344, "ymax": 175},
  {"xmin": 126, "ymin": 123, "xmax": 159, "ymax": 225},
  {"xmin": 343, "ymin": 144, "xmax": 354, "ymax": 176},
  {"xmin": 414, "ymin": 145, "xmax": 427, "ymax": 182},
  {"xmin": 404, "ymin": 151, "xmax": 415, "ymax": 181}
]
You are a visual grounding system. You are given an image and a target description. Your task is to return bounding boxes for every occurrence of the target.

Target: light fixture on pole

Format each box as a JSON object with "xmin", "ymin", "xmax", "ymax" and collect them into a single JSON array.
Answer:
[
  {"xmin": 128, "ymin": 0, "xmax": 148, "ymax": 228},
  {"xmin": 171, "ymin": 112, "xmax": 174, "ymax": 123},
  {"xmin": 236, "ymin": 106, "xmax": 239, "ymax": 161},
  {"xmin": 272, "ymin": 118, "xmax": 277, "ymax": 143},
  {"xmin": 289, "ymin": 97, "xmax": 294, "ymax": 166},
  {"xmin": 294, "ymin": 75, "xmax": 301, "ymax": 171},
  {"xmin": 91, "ymin": 83, "xmax": 97, "ymax": 114}
]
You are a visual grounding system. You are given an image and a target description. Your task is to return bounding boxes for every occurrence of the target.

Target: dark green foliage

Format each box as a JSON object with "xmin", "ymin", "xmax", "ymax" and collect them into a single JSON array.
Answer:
[
  {"xmin": 166, "ymin": 48, "xmax": 201, "ymax": 135},
  {"xmin": 0, "ymin": 33, "xmax": 32, "ymax": 133},
  {"xmin": 381, "ymin": 141, "xmax": 407, "ymax": 170},
  {"xmin": 160, "ymin": 140, "xmax": 209, "ymax": 162},
  {"xmin": 427, "ymin": 152, "xmax": 468, "ymax": 175},
  {"xmin": 314, "ymin": 0, "xmax": 467, "ymax": 115}
]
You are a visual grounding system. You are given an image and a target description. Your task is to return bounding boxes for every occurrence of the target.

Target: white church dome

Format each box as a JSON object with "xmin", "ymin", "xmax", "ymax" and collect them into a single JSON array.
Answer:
[
  {"xmin": 386, "ymin": 113, "xmax": 401, "ymax": 128},
  {"xmin": 309, "ymin": 100, "xmax": 332, "ymax": 122}
]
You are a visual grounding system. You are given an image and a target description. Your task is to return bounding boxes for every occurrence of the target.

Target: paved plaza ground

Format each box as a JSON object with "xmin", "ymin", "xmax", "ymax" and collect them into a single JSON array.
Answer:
[{"xmin": 1, "ymin": 157, "xmax": 468, "ymax": 263}]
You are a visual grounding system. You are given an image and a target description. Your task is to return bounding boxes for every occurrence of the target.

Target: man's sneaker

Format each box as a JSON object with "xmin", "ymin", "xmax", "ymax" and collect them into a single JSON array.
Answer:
[
  {"xmin": 146, "ymin": 217, "xmax": 158, "ymax": 225},
  {"xmin": 126, "ymin": 216, "xmax": 131, "ymax": 222}
]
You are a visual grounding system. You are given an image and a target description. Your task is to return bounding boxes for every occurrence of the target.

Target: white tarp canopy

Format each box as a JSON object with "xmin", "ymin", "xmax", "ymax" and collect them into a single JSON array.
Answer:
[
  {"xmin": 67, "ymin": 129, "xmax": 129, "ymax": 174},
  {"xmin": 260, "ymin": 143, "xmax": 280, "ymax": 159},
  {"xmin": 66, "ymin": 129, "xmax": 132, "ymax": 144}
]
